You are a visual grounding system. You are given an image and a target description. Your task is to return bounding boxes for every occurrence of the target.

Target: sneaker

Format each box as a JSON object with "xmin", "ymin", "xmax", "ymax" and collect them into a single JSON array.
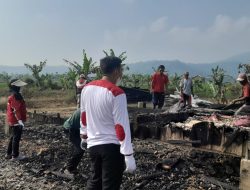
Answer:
[
  {"xmin": 5, "ymin": 154, "xmax": 12, "ymax": 159},
  {"xmin": 10, "ymin": 155, "xmax": 26, "ymax": 161}
]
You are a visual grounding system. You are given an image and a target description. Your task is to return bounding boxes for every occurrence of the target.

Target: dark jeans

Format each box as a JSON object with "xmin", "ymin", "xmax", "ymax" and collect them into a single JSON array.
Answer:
[
  {"xmin": 87, "ymin": 144, "xmax": 125, "ymax": 190},
  {"xmin": 67, "ymin": 128, "xmax": 84, "ymax": 171},
  {"xmin": 183, "ymin": 93, "xmax": 191, "ymax": 107},
  {"xmin": 7, "ymin": 125, "xmax": 23, "ymax": 157},
  {"xmin": 152, "ymin": 92, "xmax": 165, "ymax": 109}
]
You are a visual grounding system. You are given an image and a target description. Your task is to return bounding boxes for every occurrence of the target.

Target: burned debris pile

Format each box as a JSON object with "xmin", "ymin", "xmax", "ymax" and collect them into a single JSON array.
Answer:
[{"xmin": 0, "ymin": 101, "xmax": 249, "ymax": 189}]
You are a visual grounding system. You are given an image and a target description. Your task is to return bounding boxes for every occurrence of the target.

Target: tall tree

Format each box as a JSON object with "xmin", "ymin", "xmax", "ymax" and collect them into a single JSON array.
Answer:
[
  {"xmin": 210, "ymin": 66, "xmax": 225, "ymax": 99},
  {"xmin": 238, "ymin": 63, "xmax": 250, "ymax": 74},
  {"xmin": 24, "ymin": 60, "xmax": 47, "ymax": 87},
  {"xmin": 63, "ymin": 49, "xmax": 97, "ymax": 79}
]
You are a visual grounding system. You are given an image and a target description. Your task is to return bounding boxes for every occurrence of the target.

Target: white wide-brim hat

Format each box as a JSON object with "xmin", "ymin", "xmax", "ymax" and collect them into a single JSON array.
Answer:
[{"xmin": 11, "ymin": 79, "xmax": 27, "ymax": 87}]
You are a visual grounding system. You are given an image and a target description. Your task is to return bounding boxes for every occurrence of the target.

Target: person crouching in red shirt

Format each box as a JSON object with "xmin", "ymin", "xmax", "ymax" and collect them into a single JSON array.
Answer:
[
  {"xmin": 232, "ymin": 73, "xmax": 250, "ymax": 115},
  {"xmin": 6, "ymin": 79, "xmax": 27, "ymax": 161},
  {"xmin": 150, "ymin": 65, "xmax": 169, "ymax": 109}
]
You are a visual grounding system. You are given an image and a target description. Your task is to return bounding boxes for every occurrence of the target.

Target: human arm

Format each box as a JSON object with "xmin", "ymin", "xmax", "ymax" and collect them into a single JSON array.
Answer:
[
  {"xmin": 113, "ymin": 94, "xmax": 136, "ymax": 173},
  {"xmin": 179, "ymin": 79, "xmax": 184, "ymax": 93},
  {"xmin": 9, "ymin": 96, "xmax": 26, "ymax": 127},
  {"xmin": 231, "ymin": 96, "xmax": 247, "ymax": 104},
  {"xmin": 80, "ymin": 91, "xmax": 87, "ymax": 139},
  {"xmin": 150, "ymin": 75, "xmax": 154, "ymax": 93},
  {"xmin": 164, "ymin": 75, "xmax": 169, "ymax": 94},
  {"xmin": 76, "ymin": 79, "xmax": 87, "ymax": 89},
  {"xmin": 232, "ymin": 87, "xmax": 249, "ymax": 104}
]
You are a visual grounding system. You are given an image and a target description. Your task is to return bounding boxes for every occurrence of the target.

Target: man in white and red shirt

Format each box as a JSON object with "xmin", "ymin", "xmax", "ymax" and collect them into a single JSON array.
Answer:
[
  {"xmin": 76, "ymin": 74, "xmax": 87, "ymax": 108},
  {"xmin": 80, "ymin": 56, "xmax": 136, "ymax": 190}
]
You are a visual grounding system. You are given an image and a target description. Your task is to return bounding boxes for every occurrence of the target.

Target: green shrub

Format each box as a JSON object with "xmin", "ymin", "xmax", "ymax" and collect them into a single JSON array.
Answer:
[{"xmin": 64, "ymin": 89, "xmax": 76, "ymax": 104}]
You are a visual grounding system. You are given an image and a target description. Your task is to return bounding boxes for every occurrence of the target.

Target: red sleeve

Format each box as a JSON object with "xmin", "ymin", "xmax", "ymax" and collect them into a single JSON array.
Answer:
[
  {"xmin": 81, "ymin": 112, "xmax": 87, "ymax": 126},
  {"xmin": 115, "ymin": 124, "xmax": 125, "ymax": 141},
  {"xmin": 11, "ymin": 97, "xmax": 23, "ymax": 121},
  {"xmin": 151, "ymin": 74, "xmax": 155, "ymax": 81},
  {"xmin": 243, "ymin": 86, "xmax": 250, "ymax": 97}
]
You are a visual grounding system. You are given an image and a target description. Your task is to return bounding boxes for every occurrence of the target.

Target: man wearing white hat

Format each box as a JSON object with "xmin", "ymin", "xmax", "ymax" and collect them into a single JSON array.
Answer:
[
  {"xmin": 6, "ymin": 79, "xmax": 27, "ymax": 160},
  {"xmin": 231, "ymin": 73, "xmax": 250, "ymax": 115},
  {"xmin": 76, "ymin": 74, "xmax": 87, "ymax": 108}
]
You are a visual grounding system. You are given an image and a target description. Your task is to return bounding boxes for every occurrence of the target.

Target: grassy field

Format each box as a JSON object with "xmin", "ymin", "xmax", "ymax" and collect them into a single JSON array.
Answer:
[{"xmin": 0, "ymin": 82, "xmax": 6, "ymax": 87}]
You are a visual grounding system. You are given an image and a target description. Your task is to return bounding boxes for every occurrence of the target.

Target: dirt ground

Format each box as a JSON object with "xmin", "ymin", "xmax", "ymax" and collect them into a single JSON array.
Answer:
[{"xmin": 0, "ymin": 97, "xmax": 241, "ymax": 190}]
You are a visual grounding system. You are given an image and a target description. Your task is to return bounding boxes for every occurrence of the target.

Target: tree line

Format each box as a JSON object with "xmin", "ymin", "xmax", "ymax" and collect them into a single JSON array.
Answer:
[{"xmin": 0, "ymin": 49, "xmax": 250, "ymax": 102}]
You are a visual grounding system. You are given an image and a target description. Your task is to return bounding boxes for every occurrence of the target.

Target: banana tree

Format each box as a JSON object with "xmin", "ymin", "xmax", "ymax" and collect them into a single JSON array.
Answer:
[
  {"xmin": 24, "ymin": 60, "xmax": 47, "ymax": 87},
  {"xmin": 209, "ymin": 66, "xmax": 225, "ymax": 100},
  {"xmin": 103, "ymin": 49, "xmax": 129, "ymax": 71},
  {"xmin": 63, "ymin": 49, "xmax": 97, "ymax": 79}
]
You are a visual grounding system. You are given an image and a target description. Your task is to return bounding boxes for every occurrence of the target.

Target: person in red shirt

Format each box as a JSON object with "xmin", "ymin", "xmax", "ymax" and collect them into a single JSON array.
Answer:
[
  {"xmin": 232, "ymin": 73, "xmax": 250, "ymax": 115},
  {"xmin": 6, "ymin": 79, "xmax": 27, "ymax": 160},
  {"xmin": 150, "ymin": 65, "xmax": 169, "ymax": 109}
]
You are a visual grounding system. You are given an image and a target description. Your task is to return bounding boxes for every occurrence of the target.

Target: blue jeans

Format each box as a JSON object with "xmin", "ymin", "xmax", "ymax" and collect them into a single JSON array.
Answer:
[{"xmin": 152, "ymin": 92, "xmax": 165, "ymax": 109}]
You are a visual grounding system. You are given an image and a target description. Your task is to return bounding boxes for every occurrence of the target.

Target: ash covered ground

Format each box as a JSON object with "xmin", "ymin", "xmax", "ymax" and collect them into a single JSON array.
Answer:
[{"xmin": 0, "ymin": 113, "xmax": 240, "ymax": 190}]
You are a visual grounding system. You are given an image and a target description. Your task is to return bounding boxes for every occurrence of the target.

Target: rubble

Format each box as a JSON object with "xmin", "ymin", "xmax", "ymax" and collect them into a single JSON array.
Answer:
[
  {"xmin": 1, "ymin": 95, "xmax": 248, "ymax": 189},
  {"xmin": 0, "ymin": 119, "xmax": 241, "ymax": 189}
]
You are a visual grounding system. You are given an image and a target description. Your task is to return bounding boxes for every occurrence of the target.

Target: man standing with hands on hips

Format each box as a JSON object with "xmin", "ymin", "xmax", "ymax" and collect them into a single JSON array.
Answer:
[
  {"xmin": 151, "ymin": 65, "xmax": 169, "ymax": 109},
  {"xmin": 80, "ymin": 56, "xmax": 136, "ymax": 190}
]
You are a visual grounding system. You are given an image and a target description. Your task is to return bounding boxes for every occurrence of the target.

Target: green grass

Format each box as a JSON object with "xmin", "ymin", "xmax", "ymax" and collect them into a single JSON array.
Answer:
[{"xmin": 0, "ymin": 82, "xmax": 7, "ymax": 89}]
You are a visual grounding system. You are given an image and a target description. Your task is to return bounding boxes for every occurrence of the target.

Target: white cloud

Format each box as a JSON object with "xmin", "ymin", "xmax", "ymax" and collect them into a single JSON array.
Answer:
[
  {"xmin": 150, "ymin": 16, "xmax": 168, "ymax": 32},
  {"xmin": 102, "ymin": 15, "xmax": 250, "ymax": 63}
]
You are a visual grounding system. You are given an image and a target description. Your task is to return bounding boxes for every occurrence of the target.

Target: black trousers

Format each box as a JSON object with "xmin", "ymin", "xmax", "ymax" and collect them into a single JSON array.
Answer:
[
  {"xmin": 87, "ymin": 144, "xmax": 125, "ymax": 190},
  {"xmin": 183, "ymin": 93, "xmax": 191, "ymax": 107},
  {"xmin": 7, "ymin": 125, "xmax": 23, "ymax": 157},
  {"xmin": 67, "ymin": 128, "xmax": 84, "ymax": 171},
  {"xmin": 152, "ymin": 92, "xmax": 165, "ymax": 109}
]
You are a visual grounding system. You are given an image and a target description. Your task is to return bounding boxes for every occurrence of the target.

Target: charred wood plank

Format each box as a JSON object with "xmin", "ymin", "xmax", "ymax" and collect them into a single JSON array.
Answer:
[{"xmin": 166, "ymin": 140, "xmax": 201, "ymax": 145}]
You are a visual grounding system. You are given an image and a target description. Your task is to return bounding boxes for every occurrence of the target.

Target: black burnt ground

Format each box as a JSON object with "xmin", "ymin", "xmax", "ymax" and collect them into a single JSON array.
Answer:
[{"xmin": 0, "ymin": 121, "xmax": 240, "ymax": 190}]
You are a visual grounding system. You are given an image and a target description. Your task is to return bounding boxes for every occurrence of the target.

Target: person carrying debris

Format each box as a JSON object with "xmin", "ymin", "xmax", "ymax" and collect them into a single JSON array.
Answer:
[
  {"xmin": 150, "ymin": 65, "xmax": 169, "ymax": 109},
  {"xmin": 231, "ymin": 73, "xmax": 250, "ymax": 115},
  {"xmin": 80, "ymin": 56, "xmax": 136, "ymax": 190},
  {"xmin": 76, "ymin": 74, "xmax": 87, "ymax": 108},
  {"xmin": 63, "ymin": 109, "xmax": 85, "ymax": 174},
  {"xmin": 5, "ymin": 79, "xmax": 27, "ymax": 161},
  {"xmin": 179, "ymin": 72, "xmax": 194, "ymax": 108}
]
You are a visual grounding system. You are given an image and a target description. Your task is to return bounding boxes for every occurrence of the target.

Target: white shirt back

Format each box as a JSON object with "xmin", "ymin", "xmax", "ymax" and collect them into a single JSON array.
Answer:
[{"xmin": 80, "ymin": 80, "xmax": 133, "ymax": 155}]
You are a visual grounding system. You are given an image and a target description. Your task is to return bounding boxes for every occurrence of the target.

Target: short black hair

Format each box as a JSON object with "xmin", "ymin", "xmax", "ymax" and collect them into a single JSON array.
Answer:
[
  {"xmin": 100, "ymin": 56, "xmax": 122, "ymax": 75},
  {"xmin": 158, "ymin": 65, "xmax": 165, "ymax": 70}
]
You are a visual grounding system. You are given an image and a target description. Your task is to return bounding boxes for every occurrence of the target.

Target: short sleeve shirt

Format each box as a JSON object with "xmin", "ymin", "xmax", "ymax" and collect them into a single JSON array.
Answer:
[
  {"xmin": 180, "ymin": 78, "xmax": 193, "ymax": 96},
  {"xmin": 151, "ymin": 72, "xmax": 169, "ymax": 93}
]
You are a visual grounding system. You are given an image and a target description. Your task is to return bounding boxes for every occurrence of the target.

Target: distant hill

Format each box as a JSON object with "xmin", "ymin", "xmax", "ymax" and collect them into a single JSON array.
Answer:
[
  {"xmin": 126, "ymin": 52, "xmax": 250, "ymax": 78},
  {"xmin": 1, "ymin": 52, "xmax": 250, "ymax": 77}
]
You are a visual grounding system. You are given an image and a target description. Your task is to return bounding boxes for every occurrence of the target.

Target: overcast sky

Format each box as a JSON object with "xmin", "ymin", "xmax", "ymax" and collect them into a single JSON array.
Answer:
[{"xmin": 0, "ymin": 0, "xmax": 250, "ymax": 66}]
